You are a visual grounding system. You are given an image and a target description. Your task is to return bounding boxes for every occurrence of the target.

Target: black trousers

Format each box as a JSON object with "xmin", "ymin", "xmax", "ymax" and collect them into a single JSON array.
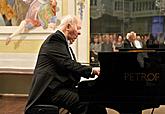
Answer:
[{"xmin": 38, "ymin": 86, "xmax": 107, "ymax": 114}]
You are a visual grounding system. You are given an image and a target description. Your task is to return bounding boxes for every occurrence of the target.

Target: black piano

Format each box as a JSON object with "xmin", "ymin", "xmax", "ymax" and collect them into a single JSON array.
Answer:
[{"xmin": 78, "ymin": 49, "xmax": 165, "ymax": 114}]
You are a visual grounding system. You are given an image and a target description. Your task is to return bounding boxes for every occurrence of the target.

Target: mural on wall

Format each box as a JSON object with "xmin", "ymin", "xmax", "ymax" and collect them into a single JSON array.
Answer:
[
  {"xmin": 4, "ymin": 0, "xmax": 61, "ymax": 46},
  {"xmin": 0, "ymin": 0, "xmax": 90, "ymax": 69},
  {"xmin": 0, "ymin": 0, "xmax": 89, "ymax": 55},
  {"xmin": 0, "ymin": 0, "xmax": 63, "ymax": 50},
  {"xmin": 0, "ymin": 0, "xmax": 28, "ymax": 26},
  {"xmin": 0, "ymin": 0, "xmax": 62, "ymax": 26}
]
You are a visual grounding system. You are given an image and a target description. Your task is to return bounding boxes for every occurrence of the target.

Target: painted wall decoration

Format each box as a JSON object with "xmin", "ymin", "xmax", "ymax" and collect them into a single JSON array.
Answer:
[
  {"xmin": 0, "ymin": 0, "xmax": 28, "ymax": 26},
  {"xmin": 0, "ymin": 0, "xmax": 61, "ymax": 26},
  {"xmin": 76, "ymin": 0, "xmax": 86, "ymax": 20},
  {"xmin": 0, "ymin": 0, "xmax": 90, "ymax": 70},
  {"xmin": 0, "ymin": 0, "xmax": 64, "ymax": 50}
]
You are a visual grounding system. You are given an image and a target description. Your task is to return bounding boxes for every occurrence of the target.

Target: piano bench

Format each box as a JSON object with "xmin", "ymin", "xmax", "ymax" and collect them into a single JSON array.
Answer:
[
  {"xmin": 26, "ymin": 104, "xmax": 59, "ymax": 114},
  {"xmin": 26, "ymin": 104, "xmax": 70, "ymax": 114}
]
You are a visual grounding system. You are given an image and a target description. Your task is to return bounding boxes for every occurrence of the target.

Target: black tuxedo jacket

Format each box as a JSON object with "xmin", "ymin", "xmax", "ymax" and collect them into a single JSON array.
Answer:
[
  {"xmin": 25, "ymin": 30, "xmax": 92, "ymax": 112},
  {"xmin": 123, "ymin": 39, "xmax": 136, "ymax": 48}
]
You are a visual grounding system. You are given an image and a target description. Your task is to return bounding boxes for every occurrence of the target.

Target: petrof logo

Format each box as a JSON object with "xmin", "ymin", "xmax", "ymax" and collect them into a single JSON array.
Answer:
[{"xmin": 124, "ymin": 72, "xmax": 160, "ymax": 81}]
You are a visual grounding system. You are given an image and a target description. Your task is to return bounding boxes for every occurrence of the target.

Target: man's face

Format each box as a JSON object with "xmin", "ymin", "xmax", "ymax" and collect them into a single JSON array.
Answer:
[{"xmin": 67, "ymin": 20, "xmax": 81, "ymax": 44}]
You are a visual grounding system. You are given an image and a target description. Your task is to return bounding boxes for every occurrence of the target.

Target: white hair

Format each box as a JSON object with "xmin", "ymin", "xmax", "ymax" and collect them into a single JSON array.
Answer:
[
  {"xmin": 126, "ymin": 33, "xmax": 131, "ymax": 39},
  {"xmin": 58, "ymin": 15, "xmax": 80, "ymax": 28}
]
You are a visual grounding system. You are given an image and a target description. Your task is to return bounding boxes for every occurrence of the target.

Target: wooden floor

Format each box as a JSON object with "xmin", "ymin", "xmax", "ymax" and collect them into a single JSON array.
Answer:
[
  {"xmin": 1, "ymin": 96, "xmax": 165, "ymax": 114},
  {"xmin": 0, "ymin": 96, "xmax": 27, "ymax": 114}
]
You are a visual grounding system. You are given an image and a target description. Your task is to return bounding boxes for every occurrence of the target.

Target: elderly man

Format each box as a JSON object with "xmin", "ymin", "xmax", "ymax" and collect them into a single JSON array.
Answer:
[{"xmin": 25, "ymin": 15, "xmax": 107, "ymax": 114}]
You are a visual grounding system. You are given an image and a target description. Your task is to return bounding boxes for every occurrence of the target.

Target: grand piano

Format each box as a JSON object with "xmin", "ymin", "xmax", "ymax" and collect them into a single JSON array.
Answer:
[{"xmin": 78, "ymin": 49, "xmax": 165, "ymax": 114}]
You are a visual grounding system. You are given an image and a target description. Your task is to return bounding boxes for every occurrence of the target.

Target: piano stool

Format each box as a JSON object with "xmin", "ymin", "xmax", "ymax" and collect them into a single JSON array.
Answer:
[{"xmin": 26, "ymin": 104, "xmax": 70, "ymax": 114}]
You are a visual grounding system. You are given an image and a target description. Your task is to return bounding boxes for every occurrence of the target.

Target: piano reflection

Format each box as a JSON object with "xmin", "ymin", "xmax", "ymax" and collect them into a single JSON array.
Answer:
[{"xmin": 78, "ymin": 49, "xmax": 165, "ymax": 114}]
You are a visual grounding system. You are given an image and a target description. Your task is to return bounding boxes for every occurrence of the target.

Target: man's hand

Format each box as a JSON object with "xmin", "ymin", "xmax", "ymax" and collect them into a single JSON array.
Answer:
[{"xmin": 91, "ymin": 67, "xmax": 100, "ymax": 77}]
